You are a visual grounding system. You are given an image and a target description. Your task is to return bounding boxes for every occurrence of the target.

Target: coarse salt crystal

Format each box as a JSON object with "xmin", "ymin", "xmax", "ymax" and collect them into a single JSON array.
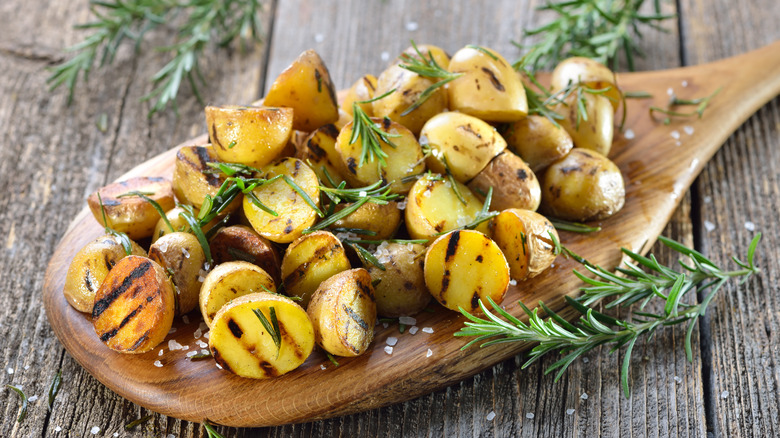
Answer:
[
  {"xmin": 526, "ymin": 413, "xmax": 535, "ymax": 419},
  {"xmin": 114, "ymin": 433, "xmax": 119, "ymax": 437},
  {"xmin": 158, "ymin": 242, "xmax": 168, "ymax": 253},
  {"xmin": 582, "ymin": 357, "xmax": 589, "ymax": 363},
  {"xmin": 581, "ymin": 393, "xmax": 589, "ymax": 400},
  {"xmin": 194, "ymin": 328, "xmax": 203, "ymax": 339},
  {"xmin": 28, "ymin": 395, "xmax": 38, "ymax": 402},
  {"xmin": 676, "ymin": 141, "xmax": 682, "ymax": 146},
  {"xmin": 204, "ymin": 332, "xmax": 210, "ymax": 339},
  {"xmin": 216, "ymin": 363, "xmax": 222, "ymax": 370},
  {"xmin": 486, "ymin": 411, "xmax": 496, "ymax": 421},
  {"xmin": 682, "ymin": 80, "xmax": 689, "ymax": 87},
  {"xmin": 55, "ymin": 426, "xmax": 62, "ymax": 432},
  {"xmin": 168, "ymin": 327, "xmax": 177, "ymax": 334},
  {"xmin": 509, "ymin": 279, "xmax": 517, "ymax": 286},
  {"xmin": 6, "ymin": 368, "xmax": 12, "ymax": 374},
  {"xmin": 359, "ymin": 191, "xmax": 367, "ymax": 197},
  {"xmin": 182, "ymin": 248, "xmax": 190, "ymax": 259},
  {"xmin": 168, "ymin": 340, "xmax": 184, "ymax": 351},
  {"xmin": 409, "ymin": 326, "xmax": 419, "ymax": 335},
  {"xmin": 396, "ymin": 200, "xmax": 407, "ymax": 210},
  {"xmin": 201, "ymin": 349, "xmax": 209, "ymax": 355},
  {"xmin": 24, "ymin": 365, "xmax": 29, "ymax": 370},
  {"xmin": 167, "ymin": 434, "xmax": 176, "ymax": 438},
  {"xmin": 671, "ymin": 130, "xmax": 680, "ymax": 140},
  {"xmin": 154, "ymin": 360, "xmax": 163, "ymax": 368},
  {"xmin": 158, "ymin": 349, "xmax": 164, "ymax": 356},
  {"xmin": 399, "ymin": 316, "xmax": 416, "ymax": 325},
  {"xmin": 320, "ymin": 364, "xmax": 327, "ymax": 370},
  {"xmin": 380, "ymin": 51, "xmax": 390, "ymax": 62},
  {"xmin": 745, "ymin": 221, "xmax": 756, "ymax": 231},
  {"xmin": 624, "ymin": 128, "xmax": 635, "ymax": 139},
  {"xmin": 386, "ymin": 337, "xmax": 398, "ymax": 346},
  {"xmin": 182, "ymin": 315, "xmax": 190, "ymax": 325},
  {"xmin": 197, "ymin": 340, "xmax": 208, "ymax": 349},
  {"xmin": 186, "ymin": 351, "xmax": 197, "ymax": 358},
  {"xmin": 405, "ymin": 21, "xmax": 419, "ymax": 31},
  {"xmin": 684, "ymin": 125, "xmax": 695, "ymax": 135},
  {"xmin": 704, "ymin": 196, "xmax": 712, "ymax": 204},
  {"xmin": 426, "ymin": 348, "xmax": 432, "ymax": 357},
  {"xmin": 674, "ymin": 376, "xmax": 682, "ymax": 383},
  {"xmin": 566, "ymin": 408, "xmax": 575, "ymax": 415},
  {"xmin": 314, "ymin": 33, "xmax": 324, "ymax": 43},
  {"xmin": 198, "ymin": 275, "xmax": 205, "ymax": 283},
  {"xmin": 667, "ymin": 87, "xmax": 674, "ymax": 96},
  {"xmin": 721, "ymin": 390, "xmax": 729, "ymax": 399},
  {"xmin": 422, "ymin": 327, "xmax": 434, "ymax": 333},
  {"xmin": 384, "ymin": 346, "xmax": 394, "ymax": 355},
  {"xmin": 90, "ymin": 426, "xmax": 100, "ymax": 435},
  {"xmin": 382, "ymin": 322, "xmax": 389, "ymax": 329},
  {"xmin": 704, "ymin": 220, "xmax": 716, "ymax": 232}
]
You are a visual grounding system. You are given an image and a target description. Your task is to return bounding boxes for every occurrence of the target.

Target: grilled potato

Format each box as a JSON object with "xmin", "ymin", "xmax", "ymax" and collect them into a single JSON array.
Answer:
[
  {"xmin": 395, "ymin": 43, "xmax": 450, "ymax": 70},
  {"xmin": 424, "ymin": 230, "xmax": 510, "ymax": 313},
  {"xmin": 404, "ymin": 174, "xmax": 486, "ymax": 241},
  {"xmin": 555, "ymin": 92, "xmax": 614, "ymax": 156},
  {"xmin": 151, "ymin": 206, "xmax": 221, "ymax": 243},
  {"xmin": 307, "ymin": 268, "xmax": 377, "ymax": 357},
  {"xmin": 296, "ymin": 124, "xmax": 348, "ymax": 187},
  {"xmin": 502, "ymin": 115, "xmax": 574, "ymax": 173},
  {"xmin": 367, "ymin": 243, "xmax": 430, "ymax": 317},
  {"xmin": 551, "ymin": 57, "xmax": 621, "ymax": 112},
  {"xmin": 467, "ymin": 150, "xmax": 541, "ymax": 212},
  {"xmin": 327, "ymin": 201, "xmax": 402, "ymax": 240},
  {"xmin": 172, "ymin": 145, "xmax": 241, "ymax": 212},
  {"xmin": 209, "ymin": 292, "xmax": 314, "ymax": 378},
  {"xmin": 199, "ymin": 261, "xmax": 277, "ymax": 328},
  {"xmin": 243, "ymin": 158, "xmax": 321, "ymax": 243},
  {"xmin": 281, "ymin": 231, "xmax": 351, "ymax": 307},
  {"xmin": 92, "ymin": 256, "xmax": 175, "ymax": 354},
  {"xmin": 372, "ymin": 64, "xmax": 448, "ymax": 135},
  {"xmin": 209, "ymin": 225, "xmax": 281, "ymax": 284},
  {"xmin": 63, "ymin": 234, "xmax": 146, "ymax": 313},
  {"xmin": 205, "ymin": 105, "xmax": 294, "ymax": 168},
  {"xmin": 148, "ymin": 232, "xmax": 206, "ymax": 315},
  {"xmin": 263, "ymin": 49, "xmax": 340, "ymax": 132},
  {"xmin": 341, "ymin": 74, "xmax": 378, "ymax": 117},
  {"xmin": 87, "ymin": 177, "xmax": 175, "ymax": 240},
  {"xmin": 489, "ymin": 209, "xmax": 558, "ymax": 280}
]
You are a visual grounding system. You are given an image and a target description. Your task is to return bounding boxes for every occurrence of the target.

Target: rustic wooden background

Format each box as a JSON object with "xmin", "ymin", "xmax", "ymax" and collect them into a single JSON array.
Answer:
[{"xmin": 1, "ymin": 0, "xmax": 778, "ymax": 436}]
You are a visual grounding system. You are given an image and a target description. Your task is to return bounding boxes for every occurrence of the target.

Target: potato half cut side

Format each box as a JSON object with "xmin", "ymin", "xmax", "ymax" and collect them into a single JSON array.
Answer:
[
  {"xmin": 87, "ymin": 177, "xmax": 175, "ymax": 240},
  {"xmin": 209, "ymin": 292, "xmax": 314, "ymax": 379},
  {"xmin": 404, "ymin": 174, "xmax": 485, "ymax": 241},
  {"xmin": 148, "ymin": 232, "xmax": 206, "ymax": 315},
  {"xmin": 92, "ymin": 256, "xmax": 175, "ymax": 354},
  {"xmin": 199, "ymin": 261, "xmax": 277, "ymax": 328},
  {"xmin": 489, "ymin": 209, "xmax": 558, "ymax": 281},
  {"xmin": 424, "ymin": 230, "xmax": 510, "ymax": 313},
  {"xmin": 281, "ymin": 231, "xmax": 351, "ymax": 307},
  {"xmin": 205, "ymin": 105, "xmax": 294, "ymax": 168}
]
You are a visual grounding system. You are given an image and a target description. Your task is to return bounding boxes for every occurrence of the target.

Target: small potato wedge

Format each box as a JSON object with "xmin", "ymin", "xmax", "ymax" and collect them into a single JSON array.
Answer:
[
  {"xmin": 368, "ymin": 243, "xmax": 430, "ymax": 317},
  {"xmin": 404, "ymin": 174, "xmax": 486, "ymax": 241},
  {"xmin": 307, "ymin": 268, "xmax": 377, "ymax": 357},
  {"xmin": 281, "ymin": 231, "xmax": 351, "ymax": 307},
  {"xmin": 92, "ymin": 256, "xmax": 175, "ymax": 354},
  {"xmin": 555, "ymin": 92, "xmax": 614, "ymax": 156},
  {"xmin": 205, "ymin": 105, "xmax": 294, "ymax": 168},
  {"xmin": 467, "ymin": 150, "xmax": 541, "ymax": 212},
  {"xmin": 209, "ymin": 292, "xmax": 314, "ymax": 379},
  {"xmin": 87, "ymin": 177, "xmax": 175, "ymax": 240},
  {"xmin": 148, "ymin": 232, "xmax": 206, "ymax": 316},
  {"xmin": 209, "ymin": 225, "xmax": 282, "ymax": 284},
  {"xmin": 551, "ymin": 57, "xmax": 621, "ymax": 112},
  {"xmin": 172, "ymin": 145, "xmax": 240, "ymax": 212},
  {"xmin": 263, "ymin": 49, "xmax": 340, "ymax": 132},
  {"xmin": 420, "ymin": 111, "xmax": 507, "ymax": 182},
  {"xmin": 502, "ymin": 115, "xmax": 574, "ymax": 173},
  {"xmin": 296, "ymin": 124, "xmax": 349, "ymax": 187},
  {"xmin": 395, "ymin": 43, "xmax": 450, "ymax": 70},
  {"xmin": 540, "ymin": 148, "xmax": 625, "ymax": 222},
  {"xmin": 327, "ymin": 201, "xmax": 402, "ymax": 240},
  {"xmin": 424, "ymin": 230, "xmax": 510, "ymax": 313},
  {"xmin": 341, "ymin": 74, "xmax": 378, "ymax": 117},
  {"xmin": 152, "ymin": 206, "xmax": 221, "ymax": 243},
  {"xmin": 372, "ymin": 64, "xmax": 448, "ymax": 135},
  {"xmin": 243, "ymin": 158, "xmax": 321, "ymax": 243},
  {"xmin": 489, "ymin": 209, "xmax": 558, "ymax": 280},
  {"xmin": 199, "ymin": 261, "xmax": 277, "ymax": 328},
  {"xmin": 63, "ymin": 234, "xmax": 146, "ymax": 313}
]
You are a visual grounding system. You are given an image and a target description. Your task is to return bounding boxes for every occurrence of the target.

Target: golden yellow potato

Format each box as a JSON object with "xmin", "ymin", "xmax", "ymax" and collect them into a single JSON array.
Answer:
[
  {"xmin": 63, "ymin": 234, "xmax": 146, "ymax": 313},
  {"xmin": 467, "ymin": 151, "xmax": 541, "ymax": 211},
  {"xmin": 209, "ymin": 225, "xmax": 282, "ymax": 284},
  {"xmin": 296, "ymin": 124, "xmax": 349, "ymax": 187},
  {"xmin": 281, "ymin": 231, "xmax": 351, "ymax": 307},
  {"xmin": 420, "ymin": 111, "xmax": 506, "ymax": 182},
  {"xmin": 209, "ymin": 292, "xmax": 314, "ymax": 378},
  {"xmin": 446, "ymin": 45, "xmax": 528, "ymax": 122},
  {"xmin": 404, "ymin": 174, "xmax": 486, "ymax": 241},
  {"xmin": 540, "ymin": 148, "xmax": 625, "ymax": 221},
  {"xmin": 551, "ymin": 57, "xmax": 621, "ymax": 112},
  {"xmin": 341, "ymin": 74, "xmax": 378, "ymax": 117},
  {"xmin": 424, "ymin": 230, "xmax": 510, "ymax": 313},
  {"xmin": 555, "ymin": 92, "xmax": 614, "ymax": 156},
  {"xmin": 205, "ymin": 105, "xmax": 294, "ymax": 168},
  {"xmin": 503, "ymin": 115, "xmax": 574, "ymax": 173},
  {"xmin": 243, "ymin": 158, "xmax": 321, "ymax": 243},
  {"xmin": 263, "ymin": 49, "xmax": 339, "ymax": 131},
  {"xmin": 327, "ymin": 201, "xmax": 402, "ymax": 240},
  {"xmin": 199, "ymin": 261, "xmax": 277, "ymax": 328},
  {"xmin": 87, "ymin": 177, "xmax": 176, "ymax": 240},
  {"xmin": 172, "ymin": 145, "xmax": 241, "ymax": 212},
  {"xmin": 396, "ymin": 43, "xmax": 450, "ymax": 70},
  {"xmin": 151, "ymin": 206, "xmax": 221, "ymax": 243},
  {"xmin": 489, "ymin": 209, "xmax": 558, "ymax": 280},
  {"xmin": 368, "ymin": 243, "xmax": 430, "ymax": 317},
  {"xmin": 372, "ymin": 64, "xmax": 448, "ymax": 135},
  {"xmin": 92, "ymin": 256, "xmax": 175, "ymax": 354},
  {"xmin": 307, "ymin": 268, "xmax": 377, "ymax": 357},
  {"xmin": 148, "ymin": 232, "xmax": 206, "ymax": 316}
]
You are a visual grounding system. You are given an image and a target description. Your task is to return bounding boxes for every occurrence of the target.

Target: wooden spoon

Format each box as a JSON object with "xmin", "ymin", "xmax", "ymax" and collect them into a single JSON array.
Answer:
[{"xmin": 42, "ymin": 41, "xmax": 780, "ymax": 427}]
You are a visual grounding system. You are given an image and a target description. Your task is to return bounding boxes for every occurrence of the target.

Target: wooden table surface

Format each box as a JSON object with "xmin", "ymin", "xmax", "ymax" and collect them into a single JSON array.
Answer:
[{"xmin": 1, "ymin": 0, "xmax": 778, "ymax": 436}]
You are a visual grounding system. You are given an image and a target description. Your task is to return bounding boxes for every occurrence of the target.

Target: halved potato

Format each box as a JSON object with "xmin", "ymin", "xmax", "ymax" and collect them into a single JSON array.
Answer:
[
  {"xmin": 372, "ymin": 64, "xmax": 448, "ymax": 135},
  {"xmin": 209, "ymin": 292, "xmax": 314, "ymax": 378},
  {"xmin": 92, "ymin": 256, "xmax": 175, "ymax": 354},
  {"xmin": 424, "ymin": 230, "xmax": 510, "ymax": 313},
  {"xmin": 63, "ymin": 234, "xmax": 146, "ymax": 313},
  {"xmin": 502, "ymin": 115, "xmax": 574, "ymax": 173},
  {"xmin": 368, "ymin": 243, "xmax": 430, "ymax": 317},
  {"xmin": 151, "ymin": 206, "xmax": 221, "ymax": 243},
  {"xmin": 296, "ymin": 124, "xmax": 349, "ymax": 187},
  {"xmin": 281, "ymin": 231, "xmax": 351, "ymax": 307},
  {"xmin": 148, "ymin": 232, "xmax": 206, "ymax": 315},
  {"xmin": 551, "ymin": 57, "xmax": 621, "ymax": 112},
  {"xmin": 172, "ymin": 145, "xmax": 241, "ymax": 212},
  {"xmin": 87, "ymin": 177, "xmax": 175, "ymax": 240},
  {"xmin": 209, "ymin": 225, "xmax": 282, "ymax": 284},
  {"xmin": 404, "ymin": 174, "xmax": 486, "ymax": 241},
  {"xmin": 205, "ymin": 105, "xmax": 294, "ymax": 168},
  {"xmin": 199, "ymin": 261, "xmax": 277, "ymax": 328},
  {"xmin": 307, "ymin": 268, "xmax": 377, "ymax": 357},
  {"xmin": 396, "ymin": 43, "xmax": 450, "ymax": 70},
  {"xmin": 467, "ymin": 150, "xmax": 541, "ymax": 212},
  {"xmin": 341, "ymin": 74, "xmax": 378, "ymax": 117},
  {"xmin": 489, "ymin": 209, "xmax": 558, "ymax": 280},
  {"xmin": 555, "ymin": 92, "xmax": 614, "ymax": 156},
  {"xmin": 327, "ymin": 201, "xmax": 402, "ymax": 240}
]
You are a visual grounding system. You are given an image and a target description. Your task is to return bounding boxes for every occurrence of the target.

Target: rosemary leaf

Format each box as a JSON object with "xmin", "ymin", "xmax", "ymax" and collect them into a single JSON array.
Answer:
[
  {"xmin": 6, "ymin": 385, "xmax": 28, "ymax": 423},
  {"xmin": 48, "ymin": 370, "xmax": 62, "ymax": 409},
  {"xmin": 125, "ymin": 414, "xmax": 153, "ymax": 431}
]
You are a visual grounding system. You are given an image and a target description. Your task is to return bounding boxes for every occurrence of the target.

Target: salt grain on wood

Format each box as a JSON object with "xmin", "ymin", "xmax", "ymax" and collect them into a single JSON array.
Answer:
[
  {"xmin": 581, "ymin": 393, "xmax": 588, "ymax": 400},
  {"xmin": 721, "ymin": 390, "xmax": 730, "ymax": 399},
  {"xmin": 28, "ymin": 395, "xmax": 38, "ymax": 402},
  {"xmin": 399, "ymin": 316, "xmax": 416, "ymax": 325},
  {"xmin": 426, "ymin": 348, "xmax": 432, "ymax": 357},
  {"xmin": 624, "ymin": 128, "xmax": 635, "ymax": 139},
  {"xmin": 745, "ymin": 221, "xmax": 756, "ymax": 231},
  {"xmin": 704, "ymin": 220, "xmax": 716, "ymax": 232},
  {"xmin": 384, "ymin": 346, "xmax": 393, "ymax": 355},
  {"xmin": 526, "ymin": 413, "xmax": 535, "ymax": 419},
  {"xmin": 422, "ymin": 327, "xmax": 434, "ymax": 333},
  {"xmin": 6, "ymin": 368, "xmax": 12, "ymax": 374},
  {"xmin": 566, "ymin": 408, "xmax": 575, "ymax": 415},
  {"xmin": 386, "ymin": 337, "xmax": 398, "ymax": 346},
  {"xmin": 90, "ymin": 426, "xmax": 100, "ymax": 435},
  {"xmin": 486, "ymin": 411, "xmax": 496, "ymax": 421},
  {"xmin": 409, "ymin": 326, "xmax": 419, "ymax": 335},
  {"xmin": 405, "ymin": 21, "xmax": 419, "ymax": 31},
  {"xmin": 154, "ymin": 360, "xmax": 163, "ymax": 368},
  {"xmin": 684, "ymin": 125, "xmax": 695, "ymax": 135}
]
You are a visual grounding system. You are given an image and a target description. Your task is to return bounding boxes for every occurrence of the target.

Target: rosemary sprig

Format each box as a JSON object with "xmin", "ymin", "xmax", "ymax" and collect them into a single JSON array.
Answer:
[
  {"xmin": 549, "ymin": 218, "xmax": 602, "ymax": 233},
  {"xmin": 203, "ymin": 421, "xmax": 226, "ymax": 438},
  {"xmin": 650, "ymin": 87, "xmax": 721, "ymax": 124},
  {"xmin": 48, "ymin": 370, "xmax": 62, "ymax": 410},
  {"xmin": 437, "ymin": 187, "xmax": 497, "ymax": 235},
  {"xmin": 350, "ymin": 90, "xmax": 400, "ymax": 168},
  {"xmin": 515, "ymin": 0, "xmax": 675, "ymax": 72},
  {"xmin": 96, "ymin": 193, "xmax": 133, "ymax": 256},
  {"xmin": 398, "ymin": 41, "xmax": 463, "ymax": 116},
  {"xmin": 48, "ymin": 0, "xmax": 264, "ymax": 116},
  {"xmin": 343, "ymin": 240, "xmax": 386, "ymax": 271},
  {"xmin": 456, "ymin": 233, "xmax": 762, "ymax": 397},
  {"xmin": 6, "ymin": 385, "xmax": 28, "ymax": 423},
  {"xmin": 305, "ymin": 180, "xmax": 400, "ymax": 234},
  {"xmin": 253, "ymin": 307, "xmax": 282, "ymax": 355},
  {"xmin": 124, "ymin": 414, "xmax": 153, "ymax": 431},
  {"xmin": 117, "ymin": 190, "xmax": 174, "ymax": 232}
]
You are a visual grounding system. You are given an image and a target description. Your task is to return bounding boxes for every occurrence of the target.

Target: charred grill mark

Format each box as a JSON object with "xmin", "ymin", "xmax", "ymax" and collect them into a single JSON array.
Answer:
[
  {"xmin": 470, "ymin": 292, "xmax": 480, "ymax": 310},
  {"xmin": 104, "ymin": 255, "xmax": 115, "ymax": 272},
  {"xmin": 259, "ymin": 360, "xmax": 279, "ymax": 377},
  {"xmin": 308, "ymin": 139, "xmax": 327, "ymax": 158},
  {"xmin": 92, "ymin": 261, "xmax": 152, "ymax": 318},
  {"xmin": 560, "ymin": 166, "xmax": 581, "ymax": 174},
  {"xmin": 343, "ymin": 305, "xmax": 369, "ymax": 331},
  {"xmin": 347, "ymin": 157, "xmax": 358, "ymax": 175},
  {"xmin": 481, "ymin": 67, "xmax": 505, "ymax": 91},
  {"xmin": 211, "ymin": 348, "xmax": 233, "ymax": 373},
  {"xmin": 210, "ymin": 122, "xmax": 223, "ymax": 149},
  {"xmin": 128, "ymin": 330, "xmax": 150, "ymax": 351},
  {"xmin": 403, "ymin": 281, "xmax": 414, "ymax": 290},
  {"xmin": 278, "ymin": 321, "xmax": 305, "ymax": 360},
  {"xmin": 476, "ymin": 255, "xmax": 483, "ymax": 263},
  {"xmin": 322, "ymin": 124, "xmax": 339, "ymax": 137},
  {"xmin": 382, "ymin": 117, "xmax": 392, "ymax": 130},
  {"xmin": 117, "ymin": 304, "xmax": 143, "ymax": 331},
  {"xmin": 445, "ymin": 231, "xmax": 461, "ymax": 262},
  {"xmin": 516, "ymin": 169, "xmax": 528, "ymax": 181},
  {"xmin": 459, "ymin": 123, "xmax": 482, "ymax": 139},
  {"xmin": 228, "ymin": 319, "xmax": 243, "ymax": 338},
  {"xmin": 99, "ymin": 328, "xmax": 118, "ymax": 342},
  {"xmin": 357, "ymin": 280, "xmax": 375, "ymax": 301},
  {"xmin": 193, "ymin": 146, "xmax": 222, "ymax": 187},
  {"xmin": 84, "ymin": 269, "xmax": 95, "ymax": 292},
  {"xmin": 363, "ymin": 77, "xmax": 376, "ymax": 93},
  {"xmin": 282, "ymin": 242, "xmax": 333, "ymax": 287},
  {"xmin": 440, "ymin": 269, "xmax": 451, "ymax": 295}
]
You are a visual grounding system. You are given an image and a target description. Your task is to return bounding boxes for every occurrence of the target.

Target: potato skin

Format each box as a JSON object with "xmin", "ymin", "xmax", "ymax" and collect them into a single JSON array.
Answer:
[
  {"xmin": 281, "ymin": 231, "xmax": 351, "ymax": 307},
  {"xmin": 372, "ymin": 64, "xmax": 448, "ymax": 135},
  {"xmin": 368, "ymin": 243, "xmax": 430, "ymax": 317},
  {"xmin": 467, "ymin": 150, "xmax": 541, "ymax": 212},
  {"xmin": 92, "ymin": 256, "xmax": 175, "ymax": 354},
  {"xmin": 328, "ymin": 201, "xmax": 402, "ymax": 240},
  {"xmin": 555, "ymin": 92, "xmax": 614, "ymax": 156},
  {"xmin": 307, "ymin": 268, "xmax": 377, "ymax": 357},
  {"xmin": 148, "ymin": 232, "xmax": 206, "ymax": 315},
  {"xmin": 540, "ymin": 148, "xmax": 625, "ymax": 221},
  {"xmin": 172, "ymin": 145, "xmax": 241, "ymax": 211},
  {"xmin": 503, "ymin": 115, "xmax": 574, "ymax": 173},
  {"xmin": 296, "ymin": 124, "xmax": 348, "ymax": 187},
  {"xmin": 205, "ymin": 105, "xmax": 294, "ymax": 168},
  {"xmin": 63, "ymin": 234, "xmax": 146, "ymax": 313},
  {"xmin": 87, "ymin": 177, "xmax": 175, "ymax": 240},
  {"xmin": 209, "ymin": 225, "xmax": 281, "ymax": 284},
  {"xmin": 551, "ymin": 57, "xmax": 620, "ymax": 112},
  {"xmin": 199, "ymin": 261, "xmax": 277, "ymax": 328},
  {"xmin": 489, "ymin": 209, "xmax": 558, "ymax": 280},
  {"xmin": 151, "ymin": 206, "xmax": 220, "ymax": 244}
]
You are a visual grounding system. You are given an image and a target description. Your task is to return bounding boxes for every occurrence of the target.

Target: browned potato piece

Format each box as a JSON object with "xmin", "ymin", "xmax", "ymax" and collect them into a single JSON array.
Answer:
[
  {"xmin": 296, "ymin": 124, "xmax": 349, "ymax": 187},
  {"xmin": 209, "ymin": 225, "xmax": 281, "ymax": 284},
  {"xmin": 446, "ymin": 46, "xmax": 528, "ymax": 122},
  {"xmin": 336, "ymin": 118, "xmax": 425, "ymax": 194},
  {"xmin": 172, "ymin": 145, "xmax": 240, "ymax": 213},
  {"xmin": 92, "ymin": 256, "xmax": 175, "ymax": 354},
  {"xmin": 87, "ymin": 177, "xmax": 175, "ymax": 240},
  {"xmin": 327, "ymin": 201, "xmax": 402, "ymax": 240},
  {"xmin": 551, "ymin": 57, "xmax": 621, "ymax": 112},
  {"xmin": 420, "ymin": 111, "xmax": 506, "ymax": 182},
  {"xmin": 243, "ymin": 158, "xmax": 321, "ymax": 243},
  {"xmin": 503, "ymin": 115, "xmax": 574, "ymax": 173},
  {"xmin": 396, "ymin": 44, "xmax": 450, "ymax": 70},
  {"xmin": 199, "ymin": 261, "xmax": 277, "ymax": 328},
  {"xmin": 151, "ymin": 206, "xmax": 221, "ymax": 243},
  {"xmin": 467, "ymin": 151, "xmax": 541, "ymax": 212},
  {"xmin": 63, "ymin": 234, "xmax": 146, "ymax": 313},
  {"xmin": 555, "ymin": 92, "xmax": 614, "ymax": 156},
  {"xmin": 205, "ymin": 105, "xmax": 294, "ymax": 168},
  {"xmin": 148, "ymin": 232, "xmax": 206, "ymax": 315},
  {"xmin": 263, "ymin": 49, "xmax": 339, "ymax": 131},
  {"xmin": 540, "ymin": 148, "xmax": 625, "ymax": 221},
  {"xmin": 334, "ymin": 108, "xmax": 352, "ymax": 131},
  {"xmin": 341, "ymin": 74, "xmax": 378, "ymax": 117},
  {"xmin": 372, "ymin": 64, "xmax": 448, "ymax": 135},
  {"xmin": 307, "ymin": 268, "xmax": 377, "ymax": 357},
  {"xmin": 424, "ymin": 230, "xmax": 510, "ymax": 313},
  {"xmin": 368, "ymin": 243, "xmax": 430, "ymax": 317},
  {"xmin": 489, "ymin": 209, "xmax": 558, "ymax": 280},
  {"xmin": 281, "ymin": 231, "xmax": 351, "ymax": 306}
]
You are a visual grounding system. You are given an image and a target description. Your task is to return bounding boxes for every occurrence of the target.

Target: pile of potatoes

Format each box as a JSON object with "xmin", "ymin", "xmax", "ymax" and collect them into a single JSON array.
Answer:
[{"xmin": 63, "ymin": 44, "xmax": 626, "ymax": 379}]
